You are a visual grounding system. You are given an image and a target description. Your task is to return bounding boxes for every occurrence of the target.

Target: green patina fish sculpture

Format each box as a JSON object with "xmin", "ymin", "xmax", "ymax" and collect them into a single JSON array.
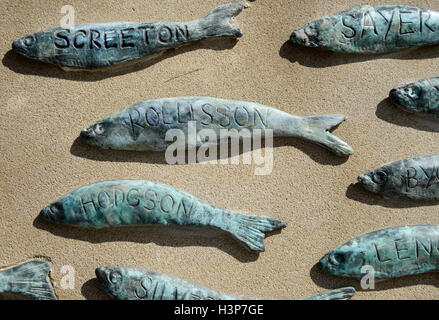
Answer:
[
  {"xmin": 290, "ymin": 5, "xmax": 439, "ymax": 54},
  {"xmin": 390, "ymin": 77, "xmax": 439, "ymax": 118},
  {"xmin": 40, "ymin": 180, "xmax": 286, "ymax": 252},
  {"xmin": 95, "ymin": 267, "xmax": 355, "ymax": 300},
  {"xmin": 358, "ymin": 155, "xmax": 439, "ymax": 201},
  {"xmin": 80, "ymin": 96, "xmax": 354, "ymax": 157},
  {"xmin": 320, "ymin": 225, "xmax": 439, "ymax": 280},
  {"xmin": 12, "ymin": 1, "xmax": 248, "ymax": 70},
  {"xmin": 0, "ymin": 259, "xmax": 56, "ymax": 300}
]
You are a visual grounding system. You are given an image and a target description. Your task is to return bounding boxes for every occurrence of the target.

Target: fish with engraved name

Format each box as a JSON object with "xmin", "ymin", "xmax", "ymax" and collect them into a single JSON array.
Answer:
[
  {"xmin": 40, "ymin": 180, "xmax": 286, "ymax": 252},
  {"xmin": 0, "ymin": 259, "xmax": 57, "ymax": 300},
  {"xmin": 80, "ymin": 96, "xmax": 354, "ymax": 157},
  {"xmin": 290, "ymin": 5, "xmax": 439, "ymax": 53},
  {"xmin": 389, "ymin": 77, "xmax": 439, "ymax": 118},
  {"xmin": 320, "ymin": 225, "xmax": 439, "ymax": 280},
  {"xmin": 95, "ymin": 267, "xmax": 355, "ymax": 300},
  {"xmin": 12, "ymin": 2, "xmax": 248, "ymax": 70},
  {"xmin": 358, "ymin": 155, "xmax": 439, "ymax": 200}
]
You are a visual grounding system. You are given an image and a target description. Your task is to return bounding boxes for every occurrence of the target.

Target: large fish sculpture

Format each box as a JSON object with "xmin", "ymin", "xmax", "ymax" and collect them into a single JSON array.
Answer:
[
  {"xmin": 95, "ymin": 267, "xmax": 355, "ymax": 300},
  {"xmin": 290, "ymin": 5, "xmax": 439, "ymax": 54},
  {"xmin": 80, "ymin": 97, "xmax": 354, "ymax": 157},
  {"xmin": 0, "ymin": 259, "xmax": 57, "ymax": 300},
  {"xmin": 358, "ymin": 155, "xmax": 439, "ymax": 201},
  {"xmin": 389, "ymin": 77, "xmax": 439, "ymax": 118},
  {"xmin": 40, "ymin": 180, "xmax": 286, "ymax": 252},
  {"xmin": 320, "ymin": 225, "xmax": 439, "ymax": 280},
  {"xmin": 12, "ymin": 1, "xmax": 248, "ymax": 70}
]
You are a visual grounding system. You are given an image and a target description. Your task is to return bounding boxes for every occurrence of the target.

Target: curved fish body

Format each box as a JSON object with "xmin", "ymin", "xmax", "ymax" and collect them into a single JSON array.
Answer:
[
  {"xmin": 80, "ymin": 97, "xmax": 354, "ymax": 157},
  {"xmin": 0, "ymin": 259, "xmax": 56, "ymax": 300},
  {"xmin": 358, "ymin": 155, "xmax": 439, "ymax": 201},
  {"xmin": 390, "ymin": 77, "xmax": 439, "ymax": 118},
  {"xmin": 320, "ymin": 225, "xmax": 439, "ymax": 280},
  {"xmin": 96, "ymin": 267, "xmax": 355, "ymax": 300},
  {"xmin": 12, "ymin": 2, "xmax": 248, "ymax": 70},
  {"xmin": 290, "ymin": 5, "xmax": 439, "ymax": 54},
  {"xmin": 40, "ymin": 180, "xmax": 286, "ymax": 252}
]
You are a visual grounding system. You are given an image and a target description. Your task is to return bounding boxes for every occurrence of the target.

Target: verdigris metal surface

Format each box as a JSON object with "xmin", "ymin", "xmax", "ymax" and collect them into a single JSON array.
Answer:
[
  {"xmin": 302, "ymin": 287, "xmax": 355, "ymax": 300},
  {"xmin": 0, "ymin": 259, "xmax": 56, "ymax": 300},
  {"xmin": 80, "ymin": 96, "xmax": 354, "ymax": 157},
  {"xmin": 290, "ymin": 5, "xmax": 439, "ymax": 54},
  {"xmin": 358, "ymin": 155, "xmax": 439, "ymax": 200},
  {"xmin": 320, "ymin": 225, "xmax": 439, "ymax": 280},
  {"xmin": 12, "ymin": 1, "xmax": 248, "ymax": 70},
  {"xmin": 40, "ymin": 180, "xmax": 286, "ymax": 252},
  {"xmin": 390, "ymin": 77, "xmax": 439, "ymax": 118},
  {"xmin": 95, "ymin": 267, "xmax": 355, "ymax": 300}
]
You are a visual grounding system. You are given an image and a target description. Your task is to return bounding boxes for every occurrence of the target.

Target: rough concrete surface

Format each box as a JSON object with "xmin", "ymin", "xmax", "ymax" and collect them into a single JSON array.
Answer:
[{"xmin": 1, "ymin": 0, "xmax": 439, "ymax": 300}]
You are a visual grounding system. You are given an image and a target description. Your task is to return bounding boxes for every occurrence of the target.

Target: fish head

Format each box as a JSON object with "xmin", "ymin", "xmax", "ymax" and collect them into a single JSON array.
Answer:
[
  {"xmin": 95, "ymin": 267, "xmax": 126, "ymax": 298},
  {"xmin": 39, "ymin": 201, "xmax": 68, "ymax": 224},
  {"xmin": 80, "ymin": 120, "xmax": 116, "ymax": 149},
  {"xmin": 319, "ymin": 243, "xmax": 366, "ymax": 278},
  {"xmin": 290, "ymin": 21, "xmax": 323, "ymax": 48},
  {"xmin": 95, "ymin": 267, "xmax": 157, "ymax": 300},
  {"xmin": 357, "ymin": 167, "xmax": 390, "ymax": 194},
  {"xmin": 12, "ymin": 34, "xmax": 40, "ymax": 59},
  {"xmin": 389, "ymin": 83, "xmax": 423, "ymax": 114}
]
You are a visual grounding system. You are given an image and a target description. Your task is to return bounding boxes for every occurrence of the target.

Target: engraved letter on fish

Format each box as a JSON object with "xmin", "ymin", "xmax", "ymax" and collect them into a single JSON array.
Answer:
[
  {"xmin": 95, "ymin": 267, "xmax": 355, "ymax": 300},
  {"xmin": 12, "ymin": 2, "xmax": 248, "ymax": 70},
  {"xmin": 320, "ymin": 225, "xmax": 439, "ymax": 280},
  {"xmin": 40, "ymin": 180, "xmax": 286, "ymax": 252},
  {"xmin": 358, "ymin": 155, "xmax": 439, "ymax": 200},
  {"xmin": 80, "ymin": 97, "xmax": 354, "ymax": 157},
  {"xmin": 290, "ymin": 5, "xmax": 439, "ymax": 53}
]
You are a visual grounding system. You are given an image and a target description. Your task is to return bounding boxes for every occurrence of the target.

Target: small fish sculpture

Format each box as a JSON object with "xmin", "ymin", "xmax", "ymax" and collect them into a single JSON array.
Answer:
[
  {"xmin": 12, "ymin": 1, "xmax": 248, "ymax": 70},
  {"xmin": 95, "ymin": 267, "xmax": 355, "ymax": 300},
  {"xmin": 40, "ymin": 180, "xmax": 286, "ymax": 252},
  {"xmin": 290, "ymin": 5, "xmax": 439, "ymax": 54},
  {"xmin": 358, "ymin": 155, "xmax": 439, "ymax": 201},
  {"xmin": 389, "ymin": 77, "xmax": 439, "ymax": 118},
  {"xmin": 320, "ymin": 225, "xmax": 439, "ymax": 280},
  {"xmin": 0, "ymin": 259, "xmax": 57, "ymax": 300},
  {"xmin": 80, "ymin": 96, "xmax": 354, "ymax": 157}
]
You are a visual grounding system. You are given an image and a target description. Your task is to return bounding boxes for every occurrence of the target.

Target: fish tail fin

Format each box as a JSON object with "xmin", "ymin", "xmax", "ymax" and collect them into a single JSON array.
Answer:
[
  {"xmin": 303, "ymin": 287, "xmax": 356, "ymax": 300},
  {"xmin": 224, "ymin": 213, "xmax": 286, "ymax": 252},
  {"xmin": 5, "ymin": 259, "xmax": 57, "ymax": 300},
  {"xmin": 299, "ymin": 115, "xmax": 354, "ymax": 157},
  {"xmin": 198, "ymin": 1, "xmax": 249, "ymax": 38}
]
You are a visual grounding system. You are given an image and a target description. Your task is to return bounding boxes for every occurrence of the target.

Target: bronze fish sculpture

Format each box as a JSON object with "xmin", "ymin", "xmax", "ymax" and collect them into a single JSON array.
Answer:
[
  {"xmin": 96, "ymin": 267, "xmax": 355, "ymax": 300},
  {"xmin": 290, "ymin": 5, "xmax": 439, "ymax": 54},
  {"xmin": 358, "ymin": 155, "xmax": 439, "ymax": 200},
  {"xmin": 12, "ymin": 1, "xmax": 248, "ymax": 70},
  {"xmin": 40, "ymin": 180, "xmax": 286, "ymax": 252},
  {"xmin": 80, "ymin": 97, "xmax": 354, "ymax": 157},
  {"xmin": 320, "ymin": 225, "xmax": 439, "ymax": 280}
]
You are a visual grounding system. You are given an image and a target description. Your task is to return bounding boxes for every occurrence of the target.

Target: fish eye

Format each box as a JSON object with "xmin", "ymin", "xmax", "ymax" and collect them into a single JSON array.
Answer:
[
  {"xmin": 24, "ymin": 36, "xmax": 35, "ymax": 46},
  {"xmin": 94, "ymin": 124, "xmax": 105, "ymax": 135},
  {"xmin": 372, "ymin": 171, "xmax": 388, "ymax": 185},
  {"xmin": 330, "ymin": 252, "xmax": 345, "ymax": 265},
  {"xmin": 109, "ymin": 271, "xmax": 122, "ymax": 284}
]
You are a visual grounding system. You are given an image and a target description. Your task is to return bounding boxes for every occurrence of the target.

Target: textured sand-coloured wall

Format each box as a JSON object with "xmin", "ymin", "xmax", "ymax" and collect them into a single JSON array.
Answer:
[{"xmin": 1, "ymin": 0, "xmax": 439, "ymax": 300}]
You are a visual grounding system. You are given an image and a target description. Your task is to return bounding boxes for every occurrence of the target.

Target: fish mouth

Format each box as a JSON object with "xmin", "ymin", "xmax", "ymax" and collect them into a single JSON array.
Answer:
[
  {"xmin": 95, "ymin": 267, "xmax": 110, "ymax": 288},
  {"xmin": 80, "ymin": 127, "xmax": 94, "ymax": 140},
  {"xmin": 39, "ymin": 207, "xmax": 55, "ymax": 223},
  {"xmin": 12, "ymin": 40, "xmax": 27, "ymax": 56}
]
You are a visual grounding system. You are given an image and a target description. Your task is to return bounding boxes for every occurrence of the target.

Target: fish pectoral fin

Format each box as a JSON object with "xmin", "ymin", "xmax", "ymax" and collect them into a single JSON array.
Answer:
[
  {"xmin": 6, "ymin": 259, "xmax": 57, "ymax": 300},
  {"xmin": 300, "ymin": 115, "xmax": 354, "ymax": 157},
  {"xmin": 197, "ymin": 1, "xmax": 249, "ymax": 38}
]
